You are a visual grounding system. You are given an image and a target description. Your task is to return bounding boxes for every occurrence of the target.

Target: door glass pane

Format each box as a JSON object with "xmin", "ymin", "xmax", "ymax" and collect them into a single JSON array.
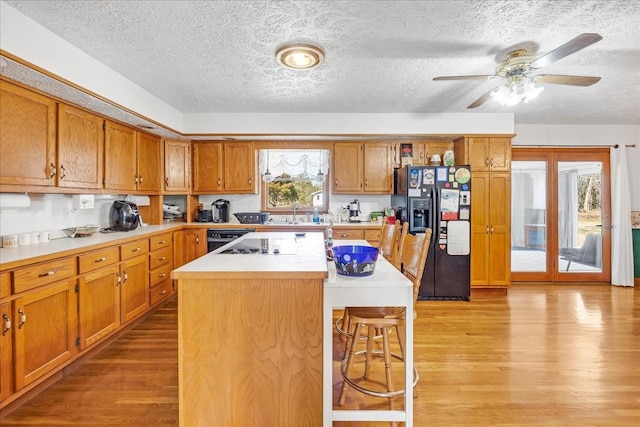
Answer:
[
  {"xmin": 557, "ymin": 161, "xmax": 603, "ymax": 272},
  {"xmin": 511, "ymin": 161, "xmax": 547, "ymax": 272}
]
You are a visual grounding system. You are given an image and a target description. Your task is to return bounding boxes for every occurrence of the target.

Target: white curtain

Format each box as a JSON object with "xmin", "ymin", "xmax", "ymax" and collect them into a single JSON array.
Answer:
[
  {"xmin": 259, "ymin": 149, "xmax": 330, "ymax": 180},
  {"xmin": 610, "ymin": 145, "xmax": 634, "ymax": 287}
]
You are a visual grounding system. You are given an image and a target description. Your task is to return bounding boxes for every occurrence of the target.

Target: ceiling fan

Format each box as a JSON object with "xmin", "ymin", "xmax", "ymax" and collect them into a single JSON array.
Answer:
[{"xmin": 433, "ymin": 33, "xmax": 603, "ymax": 108}]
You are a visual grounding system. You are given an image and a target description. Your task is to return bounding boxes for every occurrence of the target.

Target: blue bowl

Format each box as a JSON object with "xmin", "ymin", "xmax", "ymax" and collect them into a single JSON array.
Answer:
[{"xmin": 332, "ymin": 245, "xmax": 379, "ymax": 276}]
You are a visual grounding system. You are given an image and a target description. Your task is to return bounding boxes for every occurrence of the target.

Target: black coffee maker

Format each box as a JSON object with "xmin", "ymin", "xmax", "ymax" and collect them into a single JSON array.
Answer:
[
  {"xmin": 211, "ymin": 199, "xmax": 230, "ymax": 223},
  {"xmin": 349, "ymin": 199, "xmax": 361, "ymax": 222}
]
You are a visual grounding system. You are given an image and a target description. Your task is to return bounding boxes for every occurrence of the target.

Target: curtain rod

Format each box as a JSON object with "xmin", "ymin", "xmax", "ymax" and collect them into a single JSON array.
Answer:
[{"xmin": 516, "ymin": 144, "xmax": 636, "ymax": 148}]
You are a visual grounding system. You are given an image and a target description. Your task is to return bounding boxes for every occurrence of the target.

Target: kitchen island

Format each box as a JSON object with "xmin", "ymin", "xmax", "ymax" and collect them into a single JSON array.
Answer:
[
  {"xmin": 171, "ymin": 231, "xmax": 328, "ymax": 426},
  {"xmin": 172, "ymin": 231, "xmax": 415, "ymax": 426}
]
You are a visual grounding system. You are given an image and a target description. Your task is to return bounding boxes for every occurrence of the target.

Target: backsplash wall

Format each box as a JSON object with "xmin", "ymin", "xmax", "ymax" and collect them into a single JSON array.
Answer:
[
  {"xmin": 1, "ymin": 192, "xmax": 393, "ymax": 242},
  {"xmin": 0, "ymin": 193, "xmax": 125, "ymax": 239}
]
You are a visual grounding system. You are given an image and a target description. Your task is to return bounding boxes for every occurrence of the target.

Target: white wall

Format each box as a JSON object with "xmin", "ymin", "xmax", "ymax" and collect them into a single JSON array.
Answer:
[
  {"xmin": 514, "ymin": 124, "xmax": 640, "ymax": 209},
  {"xmin": 0, "ymin": 194, "xmax": 121, "ymax": 239}
]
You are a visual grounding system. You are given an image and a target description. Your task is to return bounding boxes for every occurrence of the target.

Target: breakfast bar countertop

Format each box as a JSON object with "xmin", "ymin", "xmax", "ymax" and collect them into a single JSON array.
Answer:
[{"xmin": 171, "ymin": 231, "xmax": 328, "ymax": 280}]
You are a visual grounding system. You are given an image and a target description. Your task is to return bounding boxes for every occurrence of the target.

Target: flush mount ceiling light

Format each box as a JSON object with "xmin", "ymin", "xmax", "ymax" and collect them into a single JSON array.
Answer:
[{"xmin": 276, "ymin": 44, "xmax": 324, "ymax": 70}]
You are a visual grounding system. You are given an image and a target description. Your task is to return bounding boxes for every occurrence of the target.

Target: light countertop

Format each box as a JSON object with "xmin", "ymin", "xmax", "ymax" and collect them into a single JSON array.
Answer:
[
  {"xmin": 0, "ymin": 224, "xmax": 182, "ymax": 268},
  {"xmin": 171, "ymin": 231, "xmax": 328, "ymax": 280}
]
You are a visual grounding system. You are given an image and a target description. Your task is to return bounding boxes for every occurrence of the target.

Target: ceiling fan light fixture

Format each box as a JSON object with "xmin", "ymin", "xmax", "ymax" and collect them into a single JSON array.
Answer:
[
  {"xmin": 276, "ymin": 44, "xmax": 324, "ymax": 70},
  {"xmin": 491, "ymin": 76, "xmax": 544, "ymax": 106}
]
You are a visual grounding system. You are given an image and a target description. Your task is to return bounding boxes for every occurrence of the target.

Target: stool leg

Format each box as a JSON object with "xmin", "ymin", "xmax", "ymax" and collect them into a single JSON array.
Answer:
[
  {"xmin": 339, "ymin": 321, "xmax": 363, "ymax": 406},
  {"xmin": 382, "ymin": 327, "xmax": 395, "ymax": 409},
  {"xmin": 364, "ymin": 324, "xmax": 375, "ymax": 378}
]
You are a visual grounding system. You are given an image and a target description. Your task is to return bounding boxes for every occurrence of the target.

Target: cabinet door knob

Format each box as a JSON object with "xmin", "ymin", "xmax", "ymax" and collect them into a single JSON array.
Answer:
[
  {"xmin": 2, "ymin": 314, "xmax": 10, "ymax": 336},
  {"xmin": 17, "ymin": 309, "xmax": 26, "ymax": 329}
]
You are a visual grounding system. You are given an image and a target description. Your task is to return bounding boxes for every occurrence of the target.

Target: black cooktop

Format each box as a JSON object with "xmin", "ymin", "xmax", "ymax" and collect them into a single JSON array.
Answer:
[{"xmin": 220, "ymin": 238, "xmax": 297, "ymax": 255}]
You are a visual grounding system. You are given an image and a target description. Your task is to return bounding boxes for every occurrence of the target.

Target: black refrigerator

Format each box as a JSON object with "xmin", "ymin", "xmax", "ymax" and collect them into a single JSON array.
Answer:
[{"xmin": 391, "ymin": 164, "xmax": 472, "ymax": 300}]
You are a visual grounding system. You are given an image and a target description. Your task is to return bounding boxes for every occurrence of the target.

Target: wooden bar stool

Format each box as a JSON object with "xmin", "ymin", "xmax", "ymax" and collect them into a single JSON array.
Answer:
[
  {"xmin": 335, "ymin": 221, "xmax": 405, "ymax": 352},
  {"xmin": 337, "ymin": 228, "xmax": 432, "ymax": 418}
]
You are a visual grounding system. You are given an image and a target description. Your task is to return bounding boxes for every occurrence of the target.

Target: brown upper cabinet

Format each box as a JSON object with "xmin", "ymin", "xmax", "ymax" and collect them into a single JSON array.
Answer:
[
  {"xmin": 104, "ymin": 121, "xmax": 162, "ymax": 193},
  {"xmin": 57, "ymin": 104, "xmax": 104, "ymax": 190},
  {"xmin": 333, "ymin": 142, "xmax": 392, "ymax": 194},
  {"xmin": 192, "ymin": 141, "xmax": 256, "ymax": 194},
  {"xmin": 467, "ymin": 137, "xmax": 511, "ymax": 172},
  {"xmin": 413, "ymin": 141, "xmax": 454, "ymax": 166},
  {"xmin": 163, "ymin": 139, "xmax": 191, "ymax": 193},
  {"xmin": 0, "ymin": 81, "xmax": 57, "ymax": 188}
]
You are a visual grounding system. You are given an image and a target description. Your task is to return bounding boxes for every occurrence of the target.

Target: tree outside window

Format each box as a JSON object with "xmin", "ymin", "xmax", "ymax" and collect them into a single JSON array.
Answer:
[{"xmin": 259, "ymin": 149, "xmax": 330, "ymax": 213}]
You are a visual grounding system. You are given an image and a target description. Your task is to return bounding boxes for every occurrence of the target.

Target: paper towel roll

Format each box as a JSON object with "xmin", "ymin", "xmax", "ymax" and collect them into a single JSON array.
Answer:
[{"xmin": 0, "ymin": 193, "xmax": 31, "ymax": 209}]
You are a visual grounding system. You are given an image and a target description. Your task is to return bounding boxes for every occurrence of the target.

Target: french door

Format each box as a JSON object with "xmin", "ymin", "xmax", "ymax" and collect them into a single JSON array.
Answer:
[{"xmin": 511, "ymin": 148, "xmax": 611, "ymax": 282}]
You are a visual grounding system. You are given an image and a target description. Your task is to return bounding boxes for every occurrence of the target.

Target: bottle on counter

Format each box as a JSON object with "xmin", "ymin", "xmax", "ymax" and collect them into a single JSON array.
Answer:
[
  {"xmin": 325, "ymin": 220, "xmax": 334, "ymax": 260},
  {"xmin": 313, "ymin": 207, "xmax": 320, "ymax": 223}
]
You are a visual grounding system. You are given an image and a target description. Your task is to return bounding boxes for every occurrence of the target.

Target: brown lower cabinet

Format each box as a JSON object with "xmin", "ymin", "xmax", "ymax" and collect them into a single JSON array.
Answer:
[
  {"xmin": 119, "ymin": 255, "xmax": 149, "ymax": 324},
  {"xmin": 1, "ymin": 301, "xmax": 13, "ymax": 401},
  {"xmin": 12, "ymin": 280, "xmax": 78, "ymax": 390},
  {"xmin": 0, "ymin": 231, "xmax": 173, "ymax": 411}
]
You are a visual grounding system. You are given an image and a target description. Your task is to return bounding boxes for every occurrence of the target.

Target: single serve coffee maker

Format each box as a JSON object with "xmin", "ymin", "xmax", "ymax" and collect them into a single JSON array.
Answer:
[
  {"xmin": 349, "ymin": 199, "xmax": 361, "ymax": 222},
  {"xmin": 212, "ymin": 199, "xmax": 230, "ymax": 223}
]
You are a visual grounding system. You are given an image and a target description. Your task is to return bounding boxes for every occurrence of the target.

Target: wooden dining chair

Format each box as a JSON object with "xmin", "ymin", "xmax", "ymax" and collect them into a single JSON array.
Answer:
[{"xmin": 337, "ymin": 228, "xmax": 433, "ymax": 416}]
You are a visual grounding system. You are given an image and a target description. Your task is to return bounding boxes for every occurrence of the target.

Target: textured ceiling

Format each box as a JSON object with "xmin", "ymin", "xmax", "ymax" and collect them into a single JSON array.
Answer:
[{"xmin": 3, "ymin": 0, "xmax": 640, "ymax": 126}]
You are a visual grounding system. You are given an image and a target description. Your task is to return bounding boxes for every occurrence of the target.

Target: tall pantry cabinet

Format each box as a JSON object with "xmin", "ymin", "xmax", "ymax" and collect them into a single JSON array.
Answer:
[{"xmin": 468, "ymin": 137, "xmax": 512, "ymax": 288}]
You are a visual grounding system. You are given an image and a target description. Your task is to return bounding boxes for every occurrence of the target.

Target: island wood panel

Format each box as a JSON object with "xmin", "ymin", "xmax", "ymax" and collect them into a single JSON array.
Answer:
[{"xmin": 178, "ymin": 277, "xmax": 323, "ymax": 426}]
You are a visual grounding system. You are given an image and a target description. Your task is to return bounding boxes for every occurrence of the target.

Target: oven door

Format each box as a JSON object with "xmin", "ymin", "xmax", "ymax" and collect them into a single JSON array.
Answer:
[{"xmin": 207, "ymin": 229, "xmax": 254, "ymax": 252}]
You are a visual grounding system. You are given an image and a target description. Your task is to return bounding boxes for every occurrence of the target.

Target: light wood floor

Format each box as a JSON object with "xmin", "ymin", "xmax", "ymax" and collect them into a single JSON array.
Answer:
[{"xmin": 1, "ymin": 284, "xmax": 638, "ymax": 426}]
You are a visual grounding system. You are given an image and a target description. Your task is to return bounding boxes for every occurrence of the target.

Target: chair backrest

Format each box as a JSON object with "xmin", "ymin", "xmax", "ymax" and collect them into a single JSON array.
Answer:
[
  {"xmin": 398, "ymin": 228, "xmax": 433, "ymax": 304},
  {"xmin": 378, "ymin": 220, "xmax": 401, "ymax": 264},
  {"xmin": 392, "ymin": 222, "xmax": 410, "ymax": 270}
]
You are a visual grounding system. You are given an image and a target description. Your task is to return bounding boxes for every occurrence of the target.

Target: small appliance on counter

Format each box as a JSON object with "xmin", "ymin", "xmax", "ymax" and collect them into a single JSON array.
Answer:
[
  {"xmin": 348, "ymin": 199, "xmax": 361, "ymax": 222},
  {"xmin": 198, "ymin": 209, "xmax": 213, "ymax": 222},
  {"xmin": 212, "ymin": 199, "xmax": 230, "ymax": 223},
  {"xmin": 109, "ymin": 200, "xmax": 140, "ymax": 231}
]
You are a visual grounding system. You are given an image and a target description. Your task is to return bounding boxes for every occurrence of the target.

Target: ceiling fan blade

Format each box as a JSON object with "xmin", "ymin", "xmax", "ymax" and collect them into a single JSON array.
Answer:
[
  {"xmin": 536, "ymin": 74, "xmax": 601, "ymax": 86},
  {"xmin": 434, "ymin": 75, "xmax": 497, "ymax": 81},
  {"xmin": 467, "ymin": 87, "xmax": 499, "ymax": 109},
  {"xmin": 529, "ymin": 33, "xmax": 603, "ymax": 69}
]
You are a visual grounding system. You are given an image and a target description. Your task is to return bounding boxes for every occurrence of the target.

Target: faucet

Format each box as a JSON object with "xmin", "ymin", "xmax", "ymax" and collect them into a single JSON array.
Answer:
[{"xmin": 292, "ymin": 201, "xmax": 301, "ymax": 224}]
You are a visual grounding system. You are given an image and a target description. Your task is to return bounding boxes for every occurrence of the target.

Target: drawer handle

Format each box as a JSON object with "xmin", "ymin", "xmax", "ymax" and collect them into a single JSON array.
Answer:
[
  {"xmin": 95, "ymin": 257, "xmax": 107, "ymax": 263},
  {"xmin": 158, "ymin": 256, "xmax": 166, "ymax": 261},
  {"xmin": 159, "ymin": 290, "xmax": 167, "ymax": 295},
  {"xmin": 159, "ymin": 240, "xmax": 166, "ymax": 244},
  {"xmin": 2, "ymin": 314, "xmax": 10, "ymax": 336},
  {"xmin": 340, "ymin": 234, "xmax": 349, "ymax": 238},
  {"xmin": 132, "ymin": 247, "xmax": 141, "ymax": 252},
  {"xmin": 18, "ymin": 309, "xmax": 26, "ymax": 329},
  {"xmin": 38, "ymin": 269, "xmax": 57, "ymax": 277},
  {"xmin": 159, "ymin": 273, "xmax": 166, "ymax": 278}
]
